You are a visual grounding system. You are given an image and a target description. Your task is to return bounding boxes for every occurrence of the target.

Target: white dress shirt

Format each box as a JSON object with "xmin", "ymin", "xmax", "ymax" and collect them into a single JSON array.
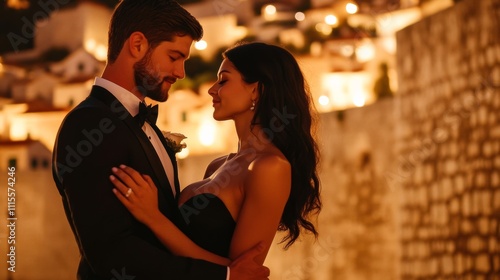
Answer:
[{"xmin": 94, "ymin": 77, "xmax": 175, "ymax": 196}]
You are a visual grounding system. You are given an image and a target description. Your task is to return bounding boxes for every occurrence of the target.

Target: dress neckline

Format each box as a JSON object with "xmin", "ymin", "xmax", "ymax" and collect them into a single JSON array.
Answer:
[{"xmin": 178, "ymin": 193, "xmax": 236, "ymax": 223}]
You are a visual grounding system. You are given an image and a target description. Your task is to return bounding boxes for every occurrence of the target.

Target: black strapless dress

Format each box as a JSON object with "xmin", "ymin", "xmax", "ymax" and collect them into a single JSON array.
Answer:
[{"xmin": 178, "ymin": 193, "xmax": 236, "ymax": 258}]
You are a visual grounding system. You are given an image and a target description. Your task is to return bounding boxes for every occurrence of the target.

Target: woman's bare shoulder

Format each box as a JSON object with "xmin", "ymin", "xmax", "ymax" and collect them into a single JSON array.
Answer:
[
  {"xmin": 251, "ymin": 153, "xmax": 290, "ymax": 175},
  {"xmin": 246, "ymin": 152, "xmax": 291, "ymax": 192},
  {"xmin": 203, "ymin": 154, "xmax": 233, "ymax": 179}
]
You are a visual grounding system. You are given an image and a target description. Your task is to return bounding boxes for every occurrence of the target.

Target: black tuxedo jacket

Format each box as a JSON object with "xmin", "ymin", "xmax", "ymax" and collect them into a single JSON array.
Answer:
[{"xmin": 52, "ymin": 86, "xmax": 226, "ymax": 279}]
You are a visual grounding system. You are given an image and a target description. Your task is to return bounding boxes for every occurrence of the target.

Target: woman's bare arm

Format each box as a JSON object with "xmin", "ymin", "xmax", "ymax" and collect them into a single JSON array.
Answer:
[
  {"xmin": 110, "ymin": 165, "xmax": 231, "ymax": 266},
  {"xmin": 229, "ymin": 155, "xmax": 291, "ymax": 263}
]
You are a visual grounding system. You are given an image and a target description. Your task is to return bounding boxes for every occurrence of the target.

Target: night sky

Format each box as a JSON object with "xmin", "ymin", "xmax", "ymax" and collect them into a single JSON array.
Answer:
[{"xmin": 0, "ymin": 0, "xmax": 119, "ymax": 54}]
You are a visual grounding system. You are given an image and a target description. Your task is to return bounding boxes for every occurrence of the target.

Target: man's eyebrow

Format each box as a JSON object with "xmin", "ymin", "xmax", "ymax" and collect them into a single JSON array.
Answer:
[{"xmin": 170, "ymin": 50, "xmax": 188, "ymax": 59}]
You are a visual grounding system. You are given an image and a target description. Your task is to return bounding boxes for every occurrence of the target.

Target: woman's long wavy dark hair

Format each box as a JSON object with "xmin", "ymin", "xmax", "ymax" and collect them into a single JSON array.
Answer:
[{"xmin": 224, "ymin": 42, "xmax": 322, "ymax": 249}]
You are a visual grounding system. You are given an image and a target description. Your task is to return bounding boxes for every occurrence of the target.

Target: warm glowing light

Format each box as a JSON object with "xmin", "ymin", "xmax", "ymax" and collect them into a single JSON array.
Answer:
[
  {"xmin": 310, "ymin": 42, "xmax": 322, "ymax": 56},
  {"xmin": 321, "ymin": 72, "xmax": 371, "ymax": 110},
  {"xmin": 324, "ymin": 15, "xmax": 338, "ymax": 26},
  {"xmin": 85, "ymin": 39, "xmax": 106, "ymax": 61},
  {"xmin": 263, "ymin": 4, "xmax": 277, "ymax": 21},
  {"xmin": 95, "ymin": 45, "xmax": 107, "ymax": 61},
  {"xmin": 85, "ymin": 39, "xmax": 96, "ymax": 52},
  {"xmin": 198, "ymin": 120, "xmax": 216, "ymax": 146},
  {"xmin": 340, "ymin": 45, "xmax": 354, "ymax": 57},
  {"xmin": 195, "ymin": 40, "xmax": 207, "ymax": 51},
  {"xmin": 264, "ymin": 5, "xmax": 277, "ymax": 15},
  {"xmin": 315, "ymin": 23, "xmax": 332, "ymax": 35},
  {"xmin": 177, "ymin": 147, "xmax": 190, "ymax": 159},
  {"xmin": 346, "ymin": 3, "xmax": 358, "ymax": 14},
  {"xmin": 355, "ymin": 42, "xmax": 375, "ymax": 62},
  {"xmin": 10, "ymin": 121, "xmax": 28, "ymax": 140},
  {"xmin": 352, "ymin": 93, "xmax": 366, "ymax": 107},
  {"xmin": 381, "ymin": 37, "xmax": 397, "ymax": 54},
  {"xmin": 7, "ymin": 0, "xmax": 29, "ymax": 9},
  {"xmin": 295, "ymin": 12, "xmax": 305, "ymax": 21},
  {"xmin": 318, "ymin": 95, "xmax": 330, "ymax": 106}
]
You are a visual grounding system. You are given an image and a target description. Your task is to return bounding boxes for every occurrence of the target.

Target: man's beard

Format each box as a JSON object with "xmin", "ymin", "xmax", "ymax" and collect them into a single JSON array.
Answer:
[{"xmin": 133, "ymin": 51, "xmax": 173, "ymax": 102}]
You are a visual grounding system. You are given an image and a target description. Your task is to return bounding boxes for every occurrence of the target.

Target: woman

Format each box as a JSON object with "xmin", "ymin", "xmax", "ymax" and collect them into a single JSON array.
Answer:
[{"xmin": 110, "ymin": 42, "xmax": 322, "ymax": 266}]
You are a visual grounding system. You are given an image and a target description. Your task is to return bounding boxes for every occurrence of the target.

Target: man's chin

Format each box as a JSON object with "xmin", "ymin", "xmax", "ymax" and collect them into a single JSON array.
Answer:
[
  {"xmin": 147, "ymin": 91, "xmax": 169, "ymax": 102},
  {"xmin": 159, "ymin": 95, "xmax": 169, "ymax": 102}
]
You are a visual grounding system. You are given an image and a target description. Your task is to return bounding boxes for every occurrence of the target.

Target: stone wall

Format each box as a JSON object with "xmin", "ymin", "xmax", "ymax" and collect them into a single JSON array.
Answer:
[
  {"xmin": 395, "ymin": 0, "xmax": 500, "ymax": 278},
  {"xmin": 261, "ymin": 96, "xmax": 402, "ymax": 280},
  {"xmin": 264, "ymin": 0, "xmax": 500, "ymax": 279}
]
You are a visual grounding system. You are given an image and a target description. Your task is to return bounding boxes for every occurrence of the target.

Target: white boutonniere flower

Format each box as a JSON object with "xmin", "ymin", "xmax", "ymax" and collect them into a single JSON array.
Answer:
[{"xmin": 162, "ymin": 131, "xmax": 187, "ymax": 153}]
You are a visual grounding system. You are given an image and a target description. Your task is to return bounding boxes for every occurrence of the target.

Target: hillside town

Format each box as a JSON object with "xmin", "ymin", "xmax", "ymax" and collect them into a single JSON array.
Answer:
[{"xmin": 0, "ymin": 0, "xmax": 450, "ymax": 169}]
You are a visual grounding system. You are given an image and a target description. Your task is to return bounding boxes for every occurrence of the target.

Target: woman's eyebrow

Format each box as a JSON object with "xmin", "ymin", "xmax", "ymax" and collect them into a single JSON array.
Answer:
[{"xmin": 217, "ymin": 69, "xmax": 230, "ymax": 77}]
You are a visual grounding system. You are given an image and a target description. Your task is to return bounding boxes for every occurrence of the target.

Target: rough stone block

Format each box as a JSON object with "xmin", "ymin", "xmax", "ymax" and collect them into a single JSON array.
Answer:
[
  {"xmin": 475, "ymin": 171, "xmax": 488, "ymax": 188},
  {"xmin": 454, "ymin": 175, "xmax": 466, "ymax": 194},
  {"xmin": 493, "ymin": 189, "xmax": 500, "ymax": 210},
  {"xmin": 467, "ymin": 236, "xmax": 485, "ymax": 253},
  {"xmin": 480, "ymin": 190, "xmax": 492, "ymax": 215},
  {"xmin": 494, "ymin": 156, "xmax": 500, "ymax": 169},
  {"xmin": 461, "ymin": 220, "xmax": 474, "ymax": 234},
  {"xmin": 489, "ymin": 236, "xmax": 498, "ymax": 253},
  {"xmin": 461, "ymin": 192, "xmax": 471, "ymax": 217},
  {"xmin": 493, "ymin": 254, "xmax": 500, "ymax": 271},
  {"xmin": 445, "ymin": 160, "xmax": 458, "ymax": 176},
  {"xmin": 478, "ymin": 216, "xmax": 490, "ymax": 235},
  {"xmin": 449, "ymin": 197, "xmax": 460, "ymax": 215},
  {"xmin": 491, "ymin": 65, "xmax": 500, "ymax": 87},
  {"xmin": 496, "ymin": 45, "xmax": 500, "ymax": 64},
  {"xmin": 468, "ymin": 142, "xmax": 480, "ymax": 157},
  {"xmin": 475, "ymin": 254, "xmax": 491, "ymax": 272},
  {"xmin": 491, "ymin": 171, "xmax": 500, "ymax": 187},
  {"xmin": 478, "ymin": 105, "xmax": 489, "ymax": 126},
  {"xmin": 489, "ymin": 112, "xmax": 497, "ymax": 126},
  {"xmin": 455, "ymin": 253, "xmax": 464, "ymax": 274}
]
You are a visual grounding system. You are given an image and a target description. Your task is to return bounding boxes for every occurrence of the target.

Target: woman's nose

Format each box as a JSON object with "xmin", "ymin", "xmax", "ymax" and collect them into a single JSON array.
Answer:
[{"xmin": 208, "ymin": 83, "xmax": 217, "ymax": 96}]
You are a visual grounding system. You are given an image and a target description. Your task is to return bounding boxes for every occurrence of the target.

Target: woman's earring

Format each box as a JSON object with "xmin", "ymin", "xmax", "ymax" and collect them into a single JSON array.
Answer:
[{"xmin": 250, "ymin": 100, "xmax": 256, "ymax": 111}]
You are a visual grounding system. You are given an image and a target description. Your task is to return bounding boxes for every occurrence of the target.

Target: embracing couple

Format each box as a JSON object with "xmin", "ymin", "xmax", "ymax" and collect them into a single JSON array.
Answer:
[{"xmin": 52, "ymin": 0, "xmax": 321, "ymax": 279}]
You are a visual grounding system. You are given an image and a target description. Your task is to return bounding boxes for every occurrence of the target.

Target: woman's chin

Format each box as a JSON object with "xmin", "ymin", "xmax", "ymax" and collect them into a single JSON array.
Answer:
[{"xmin": 212, "ymin": 113, "xmax": 227, "ymax": 121}]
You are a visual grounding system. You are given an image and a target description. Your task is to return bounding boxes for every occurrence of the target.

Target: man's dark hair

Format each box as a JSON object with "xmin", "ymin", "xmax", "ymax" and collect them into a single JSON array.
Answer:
[{"xmin": 107, "ymin": 0, "xmax": 203, "ymax": 63}]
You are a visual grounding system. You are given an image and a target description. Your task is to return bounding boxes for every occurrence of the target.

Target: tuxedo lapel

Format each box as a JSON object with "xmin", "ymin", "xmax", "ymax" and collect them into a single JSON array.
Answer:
[
  {"xmin": 89, "ymin": 86, "xmax": 177, "ymax": 203},
  {"xmin": 150, "ymin": 124, "xmax": 181, "ymax": 198}
]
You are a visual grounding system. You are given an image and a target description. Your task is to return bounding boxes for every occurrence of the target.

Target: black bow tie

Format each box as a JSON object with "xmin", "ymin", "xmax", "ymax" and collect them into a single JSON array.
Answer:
[{"xmin": 135, "ymin": 102, "xmax": 158, "ymax": 126}]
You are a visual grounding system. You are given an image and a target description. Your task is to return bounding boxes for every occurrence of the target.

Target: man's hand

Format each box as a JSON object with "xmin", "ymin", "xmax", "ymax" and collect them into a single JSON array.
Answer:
[{"xmin": 229, "ymin": 243, "xmax": 270, "ymax": 280}]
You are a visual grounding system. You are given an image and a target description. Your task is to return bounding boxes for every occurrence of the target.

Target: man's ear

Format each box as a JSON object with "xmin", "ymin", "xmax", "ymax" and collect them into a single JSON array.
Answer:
[{"xmin": 127, "ymin": 31, "xmax": 149, "ymax": 59}]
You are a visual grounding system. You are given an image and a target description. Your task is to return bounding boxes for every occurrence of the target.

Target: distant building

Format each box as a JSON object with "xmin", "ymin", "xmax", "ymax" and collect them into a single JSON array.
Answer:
[
  {"xmin": 50, "ymin": 48, "xmax": 102, "ymax": 82},
  {"xmin": 1, "ymin": 100, "xmax": 68, "ymax": 149},
  {"xmin": 1, "ymin": 2, "xmax": 110, "ymax": 124},
  {"xmin": 53, "ymin": 79, "xmax": 93, "ymax": 109},
  {"xmin": 49, "ymin": 47, "xmax": 100, "ymax": 108},
  {"xmin": 0, "ymin": 64, "xmax": 26, "ymax": 98},
  {"xmin": 11, "ymin": 71, "xmax": 59, "ymax": 103},
  {"xmin": 3, "ymin": 1, "xmax": 112, "ymax": 63},
  {"xmin": 5, "ymin": 47, "xmax": 100, "ymax": 107},
  {"xmin": 0, "ymin": 138, "xmax": 51, "ymax": 171}
]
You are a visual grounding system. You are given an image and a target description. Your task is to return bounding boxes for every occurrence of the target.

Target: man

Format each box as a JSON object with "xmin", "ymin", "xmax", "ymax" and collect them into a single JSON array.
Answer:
[{"xmin": 52, "ymin": 1, "xmax": 268, "ymax": 279}]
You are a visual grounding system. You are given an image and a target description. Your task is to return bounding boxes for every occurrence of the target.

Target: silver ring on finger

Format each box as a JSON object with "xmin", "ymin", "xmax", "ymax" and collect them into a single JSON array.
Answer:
[{"xmin": 125, "ymin": 188, "xmax": 133, "ymax": 198}]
